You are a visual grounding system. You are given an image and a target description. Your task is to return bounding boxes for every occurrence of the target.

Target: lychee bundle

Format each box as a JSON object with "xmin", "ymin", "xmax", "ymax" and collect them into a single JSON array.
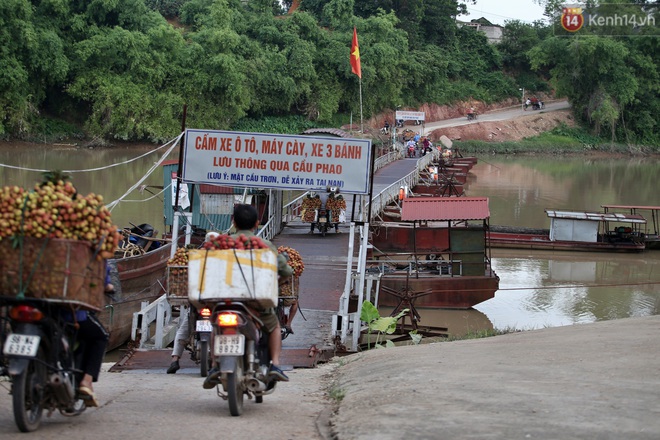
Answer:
[
  {"xmin": 202, "ymin": 233, "xmax": 270, "ymax": 251},
  {"xmin": 167, "ymin": 246, "xmax": 189, "ymax": 268},
  {"xmin": 326, "ymin": 194, "xmax": 347, "ymax": 223},
  {"xmin": 0, "ymin": 180, "xmax": 121, "ymax": 259},
  {"xmin": 301, "ymin": 195, "xmax": 321, "ymax": 222},
  {"xmin": 167, "ymin": 247, "xmax": 189, "ymax": 297},
  {"xmin": 277, "ymin": 246, "xmax": 304, "ymax": 277}
]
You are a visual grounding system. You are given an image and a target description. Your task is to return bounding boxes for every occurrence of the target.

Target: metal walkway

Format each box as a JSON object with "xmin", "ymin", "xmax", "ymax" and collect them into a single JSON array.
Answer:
[{"xmin": 118, "ymin": 149, "xmax": 436, "ymax": 370}]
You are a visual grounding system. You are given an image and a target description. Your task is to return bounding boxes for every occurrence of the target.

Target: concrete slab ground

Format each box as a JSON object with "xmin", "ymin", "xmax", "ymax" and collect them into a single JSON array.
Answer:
[{"xmin": 331, "ymin": 315, "xmax": 660, "ymax": 440}]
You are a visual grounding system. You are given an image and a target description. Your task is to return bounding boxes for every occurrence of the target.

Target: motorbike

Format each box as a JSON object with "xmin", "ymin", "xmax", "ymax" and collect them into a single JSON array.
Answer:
[
  {"xmin": 1, "ymin": 297, "xmax": 88, "ymax": 432},
  {"xmin": 407, "ymin": 144, "xmax": 416, "ymax": 158},
  {"xmin": 205, "ymin": 301, "xmax": 275, "ymax": 416},
  {"xmin": 467, "ymin": 112, "xmax": 477, "ymax": 121},
  {"xmin": 183, "ymin": 306, "xmax": 213, "ymax": 377},
  {"xmin": 313, "ymin": 208, "xmax": 332, "ymax": 237}
]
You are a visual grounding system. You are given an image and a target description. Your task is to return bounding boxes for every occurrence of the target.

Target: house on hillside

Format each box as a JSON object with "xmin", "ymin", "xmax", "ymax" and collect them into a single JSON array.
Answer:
[{"xmin": 456, "ymin": 18, "xmax": 503, "ymax": 44}]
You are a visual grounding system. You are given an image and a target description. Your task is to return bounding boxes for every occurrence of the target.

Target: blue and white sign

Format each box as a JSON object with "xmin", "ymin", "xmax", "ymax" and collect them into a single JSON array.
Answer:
[{"xmin": 181, "ymin": 129, "xmax": 372, "ymax": 194}]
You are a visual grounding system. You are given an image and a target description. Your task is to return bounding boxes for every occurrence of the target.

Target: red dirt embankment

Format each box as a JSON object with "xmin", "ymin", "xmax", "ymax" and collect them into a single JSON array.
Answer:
[
  {"xmin": 369, "ymin": 97, "xmax": 576, "ymax": 143},
  {"xmin": 431, "ymin": 109, "xmax": 575, "ymax": 142}
]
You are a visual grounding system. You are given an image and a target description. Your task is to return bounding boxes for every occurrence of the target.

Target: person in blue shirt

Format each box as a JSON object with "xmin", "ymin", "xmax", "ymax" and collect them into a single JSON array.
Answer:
[{"xmin": 71, "ymin": 265, "xmax": 113, "ymax": 407}]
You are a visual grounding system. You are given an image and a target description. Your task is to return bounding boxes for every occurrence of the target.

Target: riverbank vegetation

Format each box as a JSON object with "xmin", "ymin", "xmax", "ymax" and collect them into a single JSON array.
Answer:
[
  {"xmin": 1, "ymin": 0, "xmax": 658, "ymax": 146},
  {"xmin": 455, "ymin": 124, "xmax": 660, "ymax": 155}
]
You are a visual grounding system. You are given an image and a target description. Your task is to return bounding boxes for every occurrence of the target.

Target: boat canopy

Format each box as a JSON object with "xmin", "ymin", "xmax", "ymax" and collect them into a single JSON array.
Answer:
[
  {"xmin": 601, "ymin": 204, "xmax": 660, "ymax": 211},
  {"xmin": 401, "ymin": 197, "xmax": 490, "ymax": 221},
  {"xmin": 545, "ymin": 210, "xmax": 647, "ymax": 224}
]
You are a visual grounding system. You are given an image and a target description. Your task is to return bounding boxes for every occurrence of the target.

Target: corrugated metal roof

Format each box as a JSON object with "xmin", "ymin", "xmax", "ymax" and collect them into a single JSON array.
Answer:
[
  {"xmin": 545, "ymin": 210, "xmax": 647, "ymax": 224},
  {"xmin": 400, "ymin": 197, "xmax": 490, "ymax": 221},
  {"xmin": 602, "ymin": 204, "xmax": 660, "ymax": 211}
]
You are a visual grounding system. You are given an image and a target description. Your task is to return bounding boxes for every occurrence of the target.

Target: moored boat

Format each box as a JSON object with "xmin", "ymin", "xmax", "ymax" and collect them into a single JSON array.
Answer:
[
  {"xmin": 102, "ymin": 225, "xmax": 172, "ymax": 350},
  {"xmin": 602, "ymin": 204, "xmax": 660, "ymax": 250},
  {"xmin": 369, "ymin": 197, "xmax": 500, "ymax": 313},
  {"xmin": 488, "ymin": 210, "xmax": 647, "ymax": 253}
]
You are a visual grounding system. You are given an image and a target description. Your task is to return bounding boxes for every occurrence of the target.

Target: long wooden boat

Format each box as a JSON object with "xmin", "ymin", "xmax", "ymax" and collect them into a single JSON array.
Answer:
[
  {"xmin": 101, "ymin": 225, "xmax": 172, "ymax": 351},
  {"xmin": 369, "ymin": 197, "xmax": 500, "ymax": 312},
  {"xmin": 602, "ymin": 204, "xmax": 660, "ymax": 250},
  {"xmin": 488, "ymin": 210, "xmax": 647, "ymax": 253}
]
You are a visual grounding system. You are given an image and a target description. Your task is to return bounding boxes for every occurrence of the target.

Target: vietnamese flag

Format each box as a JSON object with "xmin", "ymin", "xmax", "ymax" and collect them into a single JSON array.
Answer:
[{"xmin": 350, "ymin": 27, "xmax": 361, "ymax": 78}]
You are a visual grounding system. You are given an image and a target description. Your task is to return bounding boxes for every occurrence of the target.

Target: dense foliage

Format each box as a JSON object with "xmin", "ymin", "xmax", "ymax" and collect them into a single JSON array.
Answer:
[{"xmin": 0, "ymin": 0, "xmax": 658, "ymax": 145}]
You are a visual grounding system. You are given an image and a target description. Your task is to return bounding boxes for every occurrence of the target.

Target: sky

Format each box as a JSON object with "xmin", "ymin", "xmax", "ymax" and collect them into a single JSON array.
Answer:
[{"xmin": 462, "ymin": 0, "xmax": 548, "ymax": 26}]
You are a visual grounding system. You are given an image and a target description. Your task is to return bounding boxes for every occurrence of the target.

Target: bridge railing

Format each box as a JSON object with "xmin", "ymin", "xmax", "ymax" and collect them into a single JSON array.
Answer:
[
  {"xmin": 277, "ymin": 144, "xmax": 406, "ymax": 226},
  {"xmin": 367, "ymin": 150, "xmax": 439, "ymax": 220}
]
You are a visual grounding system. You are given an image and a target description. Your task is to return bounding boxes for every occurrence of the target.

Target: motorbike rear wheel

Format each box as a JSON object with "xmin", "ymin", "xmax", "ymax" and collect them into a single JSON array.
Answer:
[
  {"xmin": 12, "ymin": 349, "xmax": 47, "ymax": 432},
  {"xmin": 199, "ymin": 340, "xmax": 209, "ymax": 377},
  {"xmin": 227, "ymin": 358, "xmax": 244, "ymax": 416}
]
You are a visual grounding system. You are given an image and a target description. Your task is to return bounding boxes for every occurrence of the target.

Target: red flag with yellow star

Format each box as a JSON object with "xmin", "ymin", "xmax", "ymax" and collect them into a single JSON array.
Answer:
[{"xmin": 350, "ymin": 27, "xmax": 361, "ymax": 78}]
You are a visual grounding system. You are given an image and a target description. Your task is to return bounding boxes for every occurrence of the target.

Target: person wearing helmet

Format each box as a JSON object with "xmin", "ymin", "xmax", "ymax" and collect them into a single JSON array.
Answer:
[{"xmin": 309, "ymin": 189, "xmax": 330, "ymax": 233}]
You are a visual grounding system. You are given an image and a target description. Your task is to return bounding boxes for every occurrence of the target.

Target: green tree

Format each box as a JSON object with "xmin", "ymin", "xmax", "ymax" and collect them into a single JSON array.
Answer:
[
  {"xmin": 498, "ymin": 20, "xmax": 542, "ymax": 72},
  {"xmin": 530, "ymin": 36, "xmax": 638, "ymax": 141},
  {"xmin": 0, "ymin": 0, "xmax": 36, "ymax": 135}
]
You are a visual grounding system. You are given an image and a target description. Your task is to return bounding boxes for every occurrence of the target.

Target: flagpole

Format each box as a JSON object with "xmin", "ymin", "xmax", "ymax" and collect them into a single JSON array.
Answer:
[
  {"xmin": 359, "ymin": 78, "xmax": 363, "ymax": 133},
  {"xmin": 350, "ymin": 27, "xmax": 363, "ymax": 134}
]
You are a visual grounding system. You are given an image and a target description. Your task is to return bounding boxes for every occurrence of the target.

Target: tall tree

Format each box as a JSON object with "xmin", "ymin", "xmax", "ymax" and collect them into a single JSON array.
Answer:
[{"xmin": 530, "ymin": 36, "xmax": 638, "ymax": 141}]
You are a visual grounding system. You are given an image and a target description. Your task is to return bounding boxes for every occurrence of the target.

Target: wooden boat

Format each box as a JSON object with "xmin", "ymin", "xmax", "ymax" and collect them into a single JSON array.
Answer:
[
  {"xmin": 369, "ymin": 197, "xmax": 500, "ymax": 313},
  {"xmin": 101, "ymin": 225, "xmax": 172, "ymax": 350},
  {"xmin": 602, "ymin": 204, "xmax": 660, "ymax": 250},
  {"xmin": 488, "ymin": 210, "xmax": 647, "ymax": 253}
]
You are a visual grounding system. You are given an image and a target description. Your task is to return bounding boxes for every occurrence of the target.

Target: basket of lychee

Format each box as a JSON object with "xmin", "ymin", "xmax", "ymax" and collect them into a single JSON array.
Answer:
[
  {"xmin": 0, "ymin": 177, "xmax": 121, "ymax": 259},
  {"xmin": 277, "ymin": 246, "xmax": 304, "ymax": 277},
  {"xmin": 166, "ymin": 247, "xmax": 189, "ymax": 300},
  {"xmin": 277, "ymin": 246, "xmax": 304, "ymax": 300}
]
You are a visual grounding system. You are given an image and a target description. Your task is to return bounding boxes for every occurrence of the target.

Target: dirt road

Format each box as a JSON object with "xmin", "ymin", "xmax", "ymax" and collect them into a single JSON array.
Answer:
[{"xmin": 419, "ymin": 99, "xmax": 572, "ymax": 142}]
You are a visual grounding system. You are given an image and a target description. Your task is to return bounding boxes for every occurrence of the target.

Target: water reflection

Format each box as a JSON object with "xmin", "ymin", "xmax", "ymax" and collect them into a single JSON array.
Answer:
[
  {"xmin": 0, "ymin": 142, "xmax": 175, "ymax": 232},
  {"xmin": 379, "ymin": 306, "xmax": 493, "ymax": 338},
  {"xmin": 467, "ymin": 156, "xmax": 660, "ymax": 228},
  {"xmin": 479, "ymin": 249, "xmax": 660, "ymax": 330}
]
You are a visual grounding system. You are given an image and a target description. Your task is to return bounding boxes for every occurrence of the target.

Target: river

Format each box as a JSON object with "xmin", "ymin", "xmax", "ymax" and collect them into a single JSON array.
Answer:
[
  {"xmin": 469, "ymin": 155, "xmax": 660, "ymax": 332},
  {"xmin": 1, "ymin": 143, "xmax": 659, "ymax": 333}
]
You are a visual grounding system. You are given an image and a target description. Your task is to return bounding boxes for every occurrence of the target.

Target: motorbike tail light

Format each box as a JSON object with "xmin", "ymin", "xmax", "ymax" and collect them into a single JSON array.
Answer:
[
  {"xmin": 217, "ymin": 312, "xmax": 238, "ymax": 327},
  {"xmin": 200, "ymin": 307, "xmax": 212, "ymax": 319},
  {"xmin": 9, "ymin": 305, "xmax": 45, "ymax": 323}
]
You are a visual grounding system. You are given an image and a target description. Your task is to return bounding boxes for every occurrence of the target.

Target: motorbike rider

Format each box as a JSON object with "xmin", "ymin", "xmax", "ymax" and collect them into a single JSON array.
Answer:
[
  {"xmin": 382, "ymin": 120, "xmax": 390, "ymax": 134},
  {"xmin": 204, "ymin": 204, "xmax": 293, "ymax": 387},
  {"xmin": 167, "ymin": 232, "xmax": 219, "ymax": 374},
  {"xmin": 308, "ymin": 188, "xmax": 335, "ymax": 234},
  {"xmin": 166, "ymin": 308, "xmax": 189, "ymax": 374},
  {"xmin": 61, "ymin": 265, "xmax": 113, "ymax": 406}
]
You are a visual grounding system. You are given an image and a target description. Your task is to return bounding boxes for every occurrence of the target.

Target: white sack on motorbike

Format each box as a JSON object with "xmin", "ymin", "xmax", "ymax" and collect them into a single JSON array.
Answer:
[{"xmin": 187, "ymin": 249, "xmax": 279, "ymax": 308}]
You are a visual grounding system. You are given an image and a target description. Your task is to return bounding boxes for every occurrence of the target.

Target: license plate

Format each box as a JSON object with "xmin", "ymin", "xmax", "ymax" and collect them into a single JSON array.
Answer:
[
  {"xmin": 196, "ymin": 319, "xmax": 212, "ymax": 332},
  {"xmin": 3, "ymin": 334, "xmax": 40, "ymax": 358},
  {"xmin": 214, "ymin": 334, "xmax": 244, "ymax": 356},
  {"xmin": 319, "ymin": 218, "xmax": 327, "ymax": 223}
]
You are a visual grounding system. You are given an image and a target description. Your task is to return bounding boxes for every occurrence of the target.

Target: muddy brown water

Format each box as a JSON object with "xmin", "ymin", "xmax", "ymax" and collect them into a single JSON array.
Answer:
[{"xmin": 1, "ymin": 142, "xmax": 659, "ymax": 336}]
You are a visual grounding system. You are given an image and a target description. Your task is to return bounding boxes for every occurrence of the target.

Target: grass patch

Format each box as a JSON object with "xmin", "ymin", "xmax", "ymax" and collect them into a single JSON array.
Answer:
[
  {"xmin": 444, "ymin": 327, "xmax": 522, "ymax": 342},
  {"xmin": 328, "ymin": 386, "xmax": 346, "ymax": 403}
]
